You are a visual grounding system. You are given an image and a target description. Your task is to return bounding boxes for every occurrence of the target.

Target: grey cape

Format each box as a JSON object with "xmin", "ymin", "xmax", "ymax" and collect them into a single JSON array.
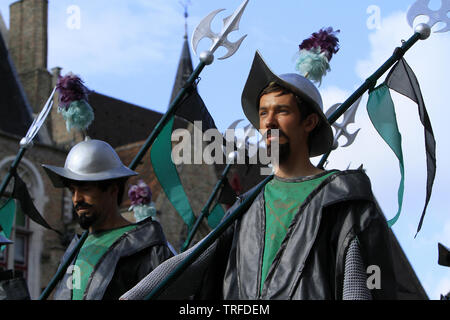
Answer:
[
  {"xmin": 53, "ymin": 217, "xmax": 174, "ymax": 300},
  {"xmin": 122, "ymin": 169, "xmax": 427, "ymax": 300}
]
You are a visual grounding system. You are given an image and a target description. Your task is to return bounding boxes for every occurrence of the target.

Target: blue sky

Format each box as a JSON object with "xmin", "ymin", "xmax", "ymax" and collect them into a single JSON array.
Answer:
[{"xmin": 1, "ymin": 0, "xmax": 449, "ymax": 299}]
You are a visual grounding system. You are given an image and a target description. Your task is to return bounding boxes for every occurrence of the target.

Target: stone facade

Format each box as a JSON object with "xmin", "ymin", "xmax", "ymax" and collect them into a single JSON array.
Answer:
[
  {"xmin": 9, "ymin": 0, "xmax": 52, "ymax": 115},
  {"xmin": 1, "ymin": 0, "xmax": 265, "ymax": 299},
  {"xmin": 0, "ymin": 132, "xmax": 67, "ymax": 298}
]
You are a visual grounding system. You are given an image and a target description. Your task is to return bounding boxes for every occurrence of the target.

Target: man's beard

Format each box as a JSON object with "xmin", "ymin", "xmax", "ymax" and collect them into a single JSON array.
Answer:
[
  {"xmin": 75, "ymin": 202, "xmax": 97, "ymax": 230},
  {"xmin": 266, "ymin": 129, "xmax": 290, "ymax": 165},
  {"xmin": 268, "ymin": 142, "xmax": 290, "ymax": 165},
  {"xmin": 78, "ymin": 212, "xmax": 98, "ymax": 230}
]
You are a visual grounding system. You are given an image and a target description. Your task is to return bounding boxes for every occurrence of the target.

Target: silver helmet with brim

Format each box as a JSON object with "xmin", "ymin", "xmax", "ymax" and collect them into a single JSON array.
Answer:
[
  {"xmin": 43, "ymin": 138, "xmax": 137, "ymax": 188},
  {"xmin": 241, "ymin": 51, "xmax": 333, "ymax": 157}
]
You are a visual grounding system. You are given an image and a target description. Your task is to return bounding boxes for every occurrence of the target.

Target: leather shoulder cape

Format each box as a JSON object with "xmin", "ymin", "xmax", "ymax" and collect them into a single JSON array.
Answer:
[
  {"xmin": 52, "ymin": 217, "xmax": 173, "ymax": 300},
  {"xmin": 198, "ymin": 169, "xmax": 426, "ymax": 299}
]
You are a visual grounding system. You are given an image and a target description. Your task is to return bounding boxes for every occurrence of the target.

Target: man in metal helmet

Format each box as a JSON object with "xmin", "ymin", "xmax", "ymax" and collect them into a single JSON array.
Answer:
[
  {"xmin": 121, "ymin": 52, "xmax": 400, "ymax": 300},
  {"xmin": 42, "ymin": 138, "xmax": 173, "ymax": 300}
]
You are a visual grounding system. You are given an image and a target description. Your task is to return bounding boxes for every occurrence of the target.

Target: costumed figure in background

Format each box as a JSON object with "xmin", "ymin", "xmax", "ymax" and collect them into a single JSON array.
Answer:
[
  {"xmin": 42, "ymin": 74, "xmax": 173, "ymax": 300},
  {"xmin": 120, "ymin": 29, "xmax": 400, "ymax": 300}
]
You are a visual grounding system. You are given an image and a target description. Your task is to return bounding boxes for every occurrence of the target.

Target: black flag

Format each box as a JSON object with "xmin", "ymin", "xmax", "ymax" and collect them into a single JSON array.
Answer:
[
  {"xmin": 385, "ymin": 58, "xmax": 436, "ymax": 236},
  {"xmin": 438, "ymin": 243, "xmax": 450, "ymax": 267},
  {"xmin": 176, "ymin": 87, "xmax": 237, "ymax": 206},
  {"xmin": 12, "ymin": 172, "xmax": 61, "ymax": 235}
]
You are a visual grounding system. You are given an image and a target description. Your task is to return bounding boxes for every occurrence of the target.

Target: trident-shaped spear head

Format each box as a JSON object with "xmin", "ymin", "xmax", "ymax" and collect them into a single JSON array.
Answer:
[
  {"xmin": 325, "ymin": 96, "xmax": 362, "ymax": 150},
  {"xmin": 192, "ymin": 0, "xmax": 249, "ymax": 61},
  {"xmin": 407, "ymin": 0, "xmax": 450, "ymax": 34}
]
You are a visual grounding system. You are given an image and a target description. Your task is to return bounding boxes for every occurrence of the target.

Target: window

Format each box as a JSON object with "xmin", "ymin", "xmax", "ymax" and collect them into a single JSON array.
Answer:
[{"xmin": 13, "ymin": 205, "xmax": 30, "ymax": 279}]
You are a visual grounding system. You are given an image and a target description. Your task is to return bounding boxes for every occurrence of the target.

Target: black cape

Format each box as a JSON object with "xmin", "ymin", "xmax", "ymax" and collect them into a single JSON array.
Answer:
[{"xmin": 197, "ymin": 169, "xmax": 427, "ymax": 299}]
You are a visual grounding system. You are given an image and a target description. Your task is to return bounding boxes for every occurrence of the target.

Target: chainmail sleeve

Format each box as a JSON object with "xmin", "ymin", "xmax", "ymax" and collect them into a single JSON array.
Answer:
[
  {"xmin": 343, "ymin": 237, "xmax": 372, "ymax": 300},
  {"xmin": 120, "ymin": 238, "xmax": 218, "ymax": 300}
]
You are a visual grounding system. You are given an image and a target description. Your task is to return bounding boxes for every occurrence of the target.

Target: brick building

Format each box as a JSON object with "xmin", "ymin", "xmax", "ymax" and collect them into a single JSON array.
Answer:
[
  {"xmin": 0, "ymin": 8, "xmax": 67, "ymax": 299},
  {"xmin": 0, "ymin": 0, "xmax": 266, "ymax": 299}
]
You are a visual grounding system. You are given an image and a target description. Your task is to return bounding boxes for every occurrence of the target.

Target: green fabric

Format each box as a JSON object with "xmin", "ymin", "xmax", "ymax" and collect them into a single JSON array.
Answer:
[
  {"xmin": 367, "ymin": 84, "xmax": 404, "ymax": 227},
  {"xmin": 207, "ymin": 203, "xmax": 225, "ymax": 229},
  {"xmin": 150, "ymin": 116, "xmax": 196, "ymax": 229},
  {"xmin": 72, "ymin": 224, "xmax": 137, "ymax": 300},
  {"xmin": 260, "ymin": 171, "xmax": 335, "ymax": 292},
  {"xmin": 0, "ymin": 198, "xmax": 15, "ymax": 251}
]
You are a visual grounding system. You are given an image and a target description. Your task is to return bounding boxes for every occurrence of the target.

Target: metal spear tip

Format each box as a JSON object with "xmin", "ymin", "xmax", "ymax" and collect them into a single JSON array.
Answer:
[
  {"xmin": 19, "ymin": 137, "xmax": 33, "ymax": 149},
  {"xmin": 415, "ymin": 23, "xmax": 431, "ymax": 40}
]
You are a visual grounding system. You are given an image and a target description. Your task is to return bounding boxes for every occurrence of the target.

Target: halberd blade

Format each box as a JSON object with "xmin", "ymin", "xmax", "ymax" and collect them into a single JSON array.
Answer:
[
  {"xmin": 192, "ymin": 8, "xmax": 224, "ymax": 56},
  {"xmin": 326, "ymin": 96, "xmax": 362, "ymax": 149},
  {"xmin": 407, "ymin": 0, "xmax": 450, "ymax": 33},
  {"xmin": 191, "ymin": 0, "xmax": 249, "ymax": 60}
]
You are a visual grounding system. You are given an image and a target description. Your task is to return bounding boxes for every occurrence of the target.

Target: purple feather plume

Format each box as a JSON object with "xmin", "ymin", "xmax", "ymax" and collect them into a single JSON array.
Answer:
[
  {"xmin": 128, "ymin": 180, "xmax": 152, "ymax": 206},
  {"xmin": 56, "ymin": 73, "xmax": 90, "ymax": 110},
  {"xmin": 299, "ymin": 27, "xmax": 340, "ymax": 61}
]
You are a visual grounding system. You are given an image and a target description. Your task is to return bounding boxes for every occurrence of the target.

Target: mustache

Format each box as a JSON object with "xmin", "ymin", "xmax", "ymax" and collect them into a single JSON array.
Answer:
[
  {"xmin": 75, "ymin": 202, "xmax": 93, "ymax": 211},
  {"xmin": 262, "ymin": 129, "xmax": 288, "ymax": 140}
]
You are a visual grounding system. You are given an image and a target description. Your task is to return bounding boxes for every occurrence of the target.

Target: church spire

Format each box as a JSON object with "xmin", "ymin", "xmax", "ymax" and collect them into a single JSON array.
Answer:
[
  {"xmin": 168, "ymin": 1, "xmax": 194, "ymax": 107},
  {"xmin": 183, "ymin": 2, "xmax": 188, "ymax": 40}
]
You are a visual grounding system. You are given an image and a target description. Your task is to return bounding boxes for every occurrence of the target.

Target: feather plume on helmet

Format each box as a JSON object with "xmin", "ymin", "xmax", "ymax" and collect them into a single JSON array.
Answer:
[
  {"xmin": 295, "ymin": 27, "xmax": 340, "ymax": 85},
  {"xmin": 56, "ymin": 73, "xmax": 94, "ymax": 134}
]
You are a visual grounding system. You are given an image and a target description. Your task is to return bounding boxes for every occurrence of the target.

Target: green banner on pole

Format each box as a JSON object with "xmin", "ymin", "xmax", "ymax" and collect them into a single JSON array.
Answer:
[
  {"xmin": 367, "ymin": 84, "xmax": 405, "ymax": 227},
  {"xmin": 207, "ymin": 203, "xmax": 225, "ymax": 229},
  {"xmin": 150, "ymin": 116, "xmax": 196, "ymax": 229}
]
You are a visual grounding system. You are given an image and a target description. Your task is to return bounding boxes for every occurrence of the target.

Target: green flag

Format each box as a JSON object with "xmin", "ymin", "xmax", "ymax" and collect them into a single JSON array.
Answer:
[
  {"xmin": 367, "ymin": 84, "xmax": 405, "ymax": 227},
  {"xmin": 150, "ymin": 89, "xmax": 235, "ymax": 231},
  {"xmin": 150, "ymin": 116, "xmax": 196, "ymax": 229},
  {"xmin": 207, "ymin": 203, "xmax": 226, "ymax": 229},
  {"xmin": 0, "ymin": 198, "xmax": 16, "ymax": 251},
  {"xmin": 384, "ymin": 58, "xmax": 436, "ymax": 236}
]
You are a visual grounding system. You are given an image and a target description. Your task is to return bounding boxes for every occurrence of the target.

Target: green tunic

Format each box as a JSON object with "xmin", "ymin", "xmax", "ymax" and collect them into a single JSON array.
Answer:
[
  {"xmin": 260, "ymin": 171, "xmax": 336, "ymax": 292},
  {"xmin": 72, "ymin": 224, "xmax": 137, "ymax": 300}
]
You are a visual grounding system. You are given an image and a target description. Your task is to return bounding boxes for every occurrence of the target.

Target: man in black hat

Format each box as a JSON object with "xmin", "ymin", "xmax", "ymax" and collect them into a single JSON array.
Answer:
[
  {"xmin": 121, "ymin": 52, "xmax": 399, "ymax": 300},
  {"xmin": 43, "ymin": 138, "xmax": 174, "ymax": 300}
]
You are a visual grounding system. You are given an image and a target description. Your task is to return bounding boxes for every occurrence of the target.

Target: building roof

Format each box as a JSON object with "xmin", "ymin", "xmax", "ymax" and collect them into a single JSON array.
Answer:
[
  {"xmin": 86, "ymin": 92, "xmax": 188, "ymax": 149},
  {"xmin": 0, "ymin": 29, "xmax": 34, "ymax": 138},
  {"xmin": 168, "ymin": 35, "xmax": 193, "ymax": 106},
  {"xmin": 0, "ymin": 12, "xmax": 8, "ymax": 45}
]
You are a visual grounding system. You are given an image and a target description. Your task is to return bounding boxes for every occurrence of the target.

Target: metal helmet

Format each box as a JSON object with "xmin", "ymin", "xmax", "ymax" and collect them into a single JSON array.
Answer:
[
  {"xmin": 0, "ymin": 232, "xmax": 13, "ymax": 245},
  {"xmin": 241, "ymin": 51, "xmax": 333, "ymax": 157},
  {"xmin": 43, "ymin": 138, "xmax": 137, "ymax": 188}
]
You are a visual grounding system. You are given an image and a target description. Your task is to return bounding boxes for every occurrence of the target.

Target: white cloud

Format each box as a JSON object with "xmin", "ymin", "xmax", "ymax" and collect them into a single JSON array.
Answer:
[
  {"xmin": 324, "ymin": 10, "xmax": 450, "ymax": 298},
  {"xmin": 321, "ymin": 86, "xmax": 352, "ymax": 111},
  {"xmin": 340, "ymin": 10, "xmax": 450, "ymax": 212},
  {"xmin": 48, "ymin": 1, "xmax": 185, "ymax": 76}
]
